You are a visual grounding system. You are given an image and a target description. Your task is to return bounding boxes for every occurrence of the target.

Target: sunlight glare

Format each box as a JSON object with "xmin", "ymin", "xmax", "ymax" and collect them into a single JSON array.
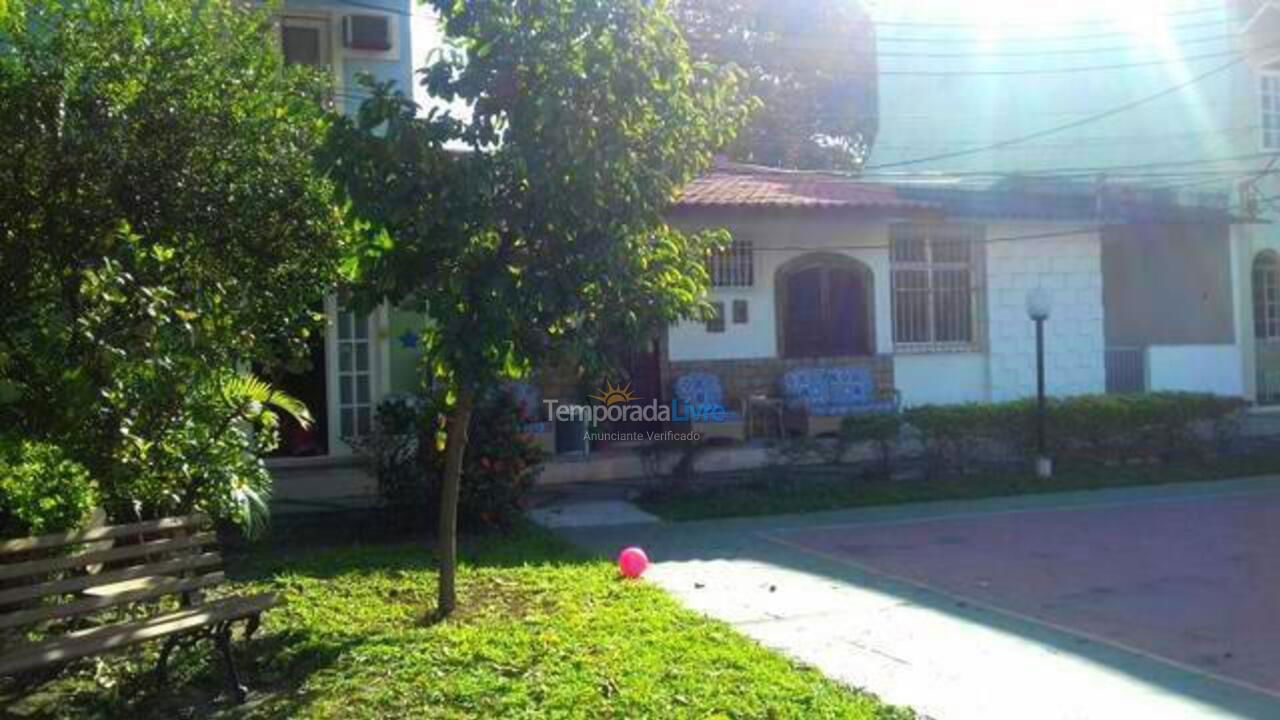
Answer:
[{"xmin": 883, "ymin": 0, "xmax": 1184, "ymax": 42}]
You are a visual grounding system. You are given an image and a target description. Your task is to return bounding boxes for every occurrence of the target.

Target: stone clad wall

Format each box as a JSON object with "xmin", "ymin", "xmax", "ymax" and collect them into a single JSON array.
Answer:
[{"xmin": 986, "ymin": 233, "xmax": 1105, "ymax": 401}]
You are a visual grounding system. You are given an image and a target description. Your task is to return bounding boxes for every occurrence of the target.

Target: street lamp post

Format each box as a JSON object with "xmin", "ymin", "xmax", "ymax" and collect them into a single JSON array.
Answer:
[{"xmin": 1026, "ymin": 289, "xmax": 1053, "ymax": 479}]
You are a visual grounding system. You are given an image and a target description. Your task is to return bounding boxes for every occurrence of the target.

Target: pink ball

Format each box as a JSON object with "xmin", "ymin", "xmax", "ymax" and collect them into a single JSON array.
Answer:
[{"xmin": 618, "ymin": 546, "xmax": 649, "ymax": 579}]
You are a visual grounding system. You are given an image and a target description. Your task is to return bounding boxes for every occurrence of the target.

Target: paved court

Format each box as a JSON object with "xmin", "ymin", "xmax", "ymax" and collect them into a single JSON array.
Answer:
[
  {"xmin": 770, "ymin": 488, "xmax": 1280, "ymax": 700},
  {"xmin": 554, "ymin": 477, "xmax": 1280, "ymax": 720}
]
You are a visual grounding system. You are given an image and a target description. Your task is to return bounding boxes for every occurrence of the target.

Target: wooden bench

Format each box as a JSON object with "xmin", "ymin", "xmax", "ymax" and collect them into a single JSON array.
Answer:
[{"xmin": 0, "ymin": 514, "xmax": 276, "ymax": 704}]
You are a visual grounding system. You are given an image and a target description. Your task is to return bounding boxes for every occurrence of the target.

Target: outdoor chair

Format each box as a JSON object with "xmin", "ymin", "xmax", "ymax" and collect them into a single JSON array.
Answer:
[
  {"xmin": 673, "ymin": 372, "xmax": 746, "ymax": 443},
  {"xmin": 781, "ymin": 367, "xmax": 900, "ymax": 437}
]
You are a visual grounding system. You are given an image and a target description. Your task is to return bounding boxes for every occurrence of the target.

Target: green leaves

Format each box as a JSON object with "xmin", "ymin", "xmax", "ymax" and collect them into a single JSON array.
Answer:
[
  {"xmin": 0, "ymin": 0, "xmax": 347, "ymax": 530},
  {"xmin": 218, "ymin": 371, "xmax": 314, "ymax": 430},
  {"xmin": 671, "ymin": 0, "xmax": 876, "ymax": 170},
  {"xmin": 333, "ymin": 0, "xmax": 751, "ymax": 399}
]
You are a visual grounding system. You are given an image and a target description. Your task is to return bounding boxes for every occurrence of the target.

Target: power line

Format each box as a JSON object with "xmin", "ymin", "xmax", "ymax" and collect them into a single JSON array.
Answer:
[
  {"xmin": 876, "ymin": 21, "xmax": 1235, "ymax": 46},
  {"xmin": 872, "ymin": 17, "xmax": 1233, "ymax": 39},
  {"xmin": 867, "ymin": 3, "xmax": 1227, "ymax": 29},
  {"xmin": 871, "ymin": 124, "xmax": 1259, "ymax": 150},
  {"xmin": 864, "ymin": 55, "xmax": 1246, "ymax": 171},
  {"xmin": 872, "ymin": 31, "xmax": 1239, "ymax": 57},
  {"xmin": 744, "ymin": 221, "xmax": 1238, "ymax": 254},
  {"xmin": 331, "ymin": 89, "xmax": 1267, "ymax": 182},
  {"xmin": 877, "ymin": 46, "xmax": 1242, "ymax": 76},
  {"xmin": 334, "ymin": 0, "xmax": 1237, "ymax": 50},
  {"xmin": 863, "ymin": 152, "xmax": 1279, "ymax": 178}
]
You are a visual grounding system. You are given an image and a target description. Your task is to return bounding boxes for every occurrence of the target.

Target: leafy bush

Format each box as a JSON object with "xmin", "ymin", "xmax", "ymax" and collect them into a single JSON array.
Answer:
[
  {"xmin": 105, "ymin": 372, "xmax": 311, "ymax": 537},
  {"xmin": 899, "ymin": 393, "xmax": 1247, "ymax": 478},
  {"xmin": 353, "ymin": 394, "xmax": 429, "ymax": 529},
  {"xmin": 358, "ymin": 389, "xmax": 546, "ymax": 532},
  {"xmin": 0, "ymin": 0, "xmax": 346, "ymax": 530},
  {"xmin": 0, "ymin": 440, "xmax": 99, "ymax": 536},
  {"xmin": 838, "ymin": 413, "xmax": 902, "ymax": 477},
  {"xmin": 904, "ymin": 404, "xmax": 1009, "ymax": 477}
]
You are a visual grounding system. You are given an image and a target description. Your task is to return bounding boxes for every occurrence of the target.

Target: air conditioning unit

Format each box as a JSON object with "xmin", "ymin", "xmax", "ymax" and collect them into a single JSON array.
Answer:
[{"xmin": 342, "ymin": 14, "xmax": 392, "ymax": 52}]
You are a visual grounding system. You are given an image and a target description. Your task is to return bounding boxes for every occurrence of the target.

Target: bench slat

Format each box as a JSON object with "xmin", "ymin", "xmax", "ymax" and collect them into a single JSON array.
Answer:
[
  {"xmin": 0, "ymin": 572, "xmax": 225, "ymax": 630},
  {"xmin": 0, "ymin": 552, "xmax": 222, "ymax": 607},
  {"xmin": 0, "ymin": 593, "xmax": 277, "ymax": 675},
  {"xmin": 0, "ymin": 515, "xmax": 210, "ymax": 555},
  {"xmin": 0, "ymin": 533, "xmax": 217, "ymax": 582}
]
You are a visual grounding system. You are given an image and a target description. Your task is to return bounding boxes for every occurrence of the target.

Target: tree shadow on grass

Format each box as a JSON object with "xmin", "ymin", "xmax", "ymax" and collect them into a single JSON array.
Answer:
[
  {"xmin": 2, "ymin": 517, "xmax": 588, "ymax": 720},
  {"xmin": 0, "ymin": 628, "xmax": 359, "ymax": 720}
]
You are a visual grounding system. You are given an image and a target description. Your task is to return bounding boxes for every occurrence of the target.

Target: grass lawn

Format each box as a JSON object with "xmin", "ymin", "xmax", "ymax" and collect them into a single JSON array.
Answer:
[
  {"xmin": 635, "ymin": 451, "xmax": 1280, "ymax": 522},
  {"xmin": 1, "ymin": 522, "xmax": 911, "ymax": 719}
]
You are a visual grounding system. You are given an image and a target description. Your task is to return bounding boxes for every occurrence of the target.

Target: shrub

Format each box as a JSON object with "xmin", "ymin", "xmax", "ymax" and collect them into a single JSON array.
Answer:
[
  {"xmin": 903, "ymin": 404, "xmax": 1008, "ymax": 477},
  {"xmin": 896, "ymin": 392, "xmax": 1246, "ymax": 477},
  {"xmin": 0, "ymin": 440, "xmax": 99, "ymax": 536},
  {"xmin": 358, "ymin": 388, "xmax": 545, "ymax": 532},
  {"xmin": 0, "ymin": 0, "xmax": 345, "ymax": 532},
  {"xmin": 839, "ymin": 413, "xmax": 902, "ymax": 477},
  {"xmin": 353, "ymin": 394, "xmax": 430, "ymax": 530}
]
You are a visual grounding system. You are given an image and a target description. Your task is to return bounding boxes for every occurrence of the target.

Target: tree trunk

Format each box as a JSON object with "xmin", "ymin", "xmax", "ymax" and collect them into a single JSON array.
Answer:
[{"xmin": 436, "ymin": 388, "xmax": 475, "ymax": 618}]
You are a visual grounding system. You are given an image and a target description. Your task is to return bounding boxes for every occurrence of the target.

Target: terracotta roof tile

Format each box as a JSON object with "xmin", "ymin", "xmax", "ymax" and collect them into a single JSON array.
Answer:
[{"xmin": 676, "ymin": 166, "xmax": 937, "ymax": 211}]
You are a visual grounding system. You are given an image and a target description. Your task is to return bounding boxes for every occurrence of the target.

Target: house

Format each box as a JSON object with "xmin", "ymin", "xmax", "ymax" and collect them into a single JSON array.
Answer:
[
  {"xmin": 271, "ymin": 1, "xmax": 1274, "ymax": 490},
  {"xmin": 866, "ymin": 0, "xmax": 1280, "ymax": 404},
  {"xmin": 260, "ymin": 0, "xmax": 426, "ymax": 473},
  {"xmin": 664, "ymin": 164, "xmax": 1239, "ymax": 410}
]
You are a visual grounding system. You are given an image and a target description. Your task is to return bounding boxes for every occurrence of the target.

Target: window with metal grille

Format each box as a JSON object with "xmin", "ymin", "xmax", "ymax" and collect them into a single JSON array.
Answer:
[
  {"xmin": 706, "ymin": 302, "xmax": 726, "ymax": 333},
  {"xmin": 708, "ymin": 241, "xmax": 754, "ymax": 287},
  {"xmin": 891, "ymin": 224, "xmax": 984, "ymax": 352},
  {"xmin": 1255, "ymin": 251, "xmax": 1280, "ymax": 339},
  {"xmin": 1264, "ymin": 72, "xmax": 1280, "ymax": 151}
]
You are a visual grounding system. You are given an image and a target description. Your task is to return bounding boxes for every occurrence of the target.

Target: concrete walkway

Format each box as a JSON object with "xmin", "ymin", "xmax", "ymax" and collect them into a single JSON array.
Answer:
[{"xmin": 553, "ymin": 476, "xmax": 1280, "ymax": 720}]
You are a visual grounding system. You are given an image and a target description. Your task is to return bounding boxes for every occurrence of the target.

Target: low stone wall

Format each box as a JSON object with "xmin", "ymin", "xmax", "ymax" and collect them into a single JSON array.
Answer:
[{"xmin": 664, "ymin": 355, "xmax": 895, "ymax": 405}]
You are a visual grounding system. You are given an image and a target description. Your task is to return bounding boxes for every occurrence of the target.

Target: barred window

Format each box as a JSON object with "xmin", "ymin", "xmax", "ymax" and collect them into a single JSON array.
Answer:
[
  {"xmin": 1264, "ymin": 72, "xmax": 1280, "ymax": 151},
  {"xmin": 708, "ymin": 241, "xmax": 754, "ymax": 287},
  {"xmin": 1255, "ymin": 251, "xmax": 1280, "ymax": 339},
  {"xmin": 706, "ymin": 301, "xmax": 726, "ymax": 333},
  {"xmin": 891, "ymin": 224, "xmax": 984, "ymax": 351}
]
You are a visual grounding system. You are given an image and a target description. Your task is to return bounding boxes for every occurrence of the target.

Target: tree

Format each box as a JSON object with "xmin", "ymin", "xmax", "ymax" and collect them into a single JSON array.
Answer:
[
  {"xmin": 326, "ymin": 0, "xmax": 752, "ymax": 616},
  {"xmin": 671, "ymin": 0, "xmax": 877, "ymax": 171},
  {"xmin": 0, "ymin": 0, "xmax": 347, "ymax": 527}
]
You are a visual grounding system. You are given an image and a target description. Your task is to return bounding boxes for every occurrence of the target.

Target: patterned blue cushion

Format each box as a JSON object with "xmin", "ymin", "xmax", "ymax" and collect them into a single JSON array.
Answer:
[
  {"xmin": 674, "ymin": 373, "xmax": 726, "ymax": 408},
  {"xmin": 784, "ymin": 367, "xmax": 889, "ymax": 416},
  {"xmin": 782, "ymin": 369, "xmax": 829, "ymax": 410},
  {"xmin": 825, "ymin": 368, "xmax": 873, "ymax": 407}
]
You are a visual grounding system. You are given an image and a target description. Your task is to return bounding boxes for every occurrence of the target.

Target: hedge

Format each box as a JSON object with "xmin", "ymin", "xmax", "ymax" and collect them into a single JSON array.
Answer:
[{"xmin": 840, "ymin": 392, "xmax": 1247, "ymax": 478}]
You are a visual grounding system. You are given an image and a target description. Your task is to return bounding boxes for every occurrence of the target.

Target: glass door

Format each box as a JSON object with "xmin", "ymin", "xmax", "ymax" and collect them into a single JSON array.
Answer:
[{"xmin": 336, "ymin": 309, "xmax": 374, "ymax": 444}]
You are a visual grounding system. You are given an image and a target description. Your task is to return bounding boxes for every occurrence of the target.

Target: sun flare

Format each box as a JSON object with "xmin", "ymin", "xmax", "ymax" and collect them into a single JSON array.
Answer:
[{"xmin": 870, "ymin": 0, "xmax": 1189, "ymax": 42}]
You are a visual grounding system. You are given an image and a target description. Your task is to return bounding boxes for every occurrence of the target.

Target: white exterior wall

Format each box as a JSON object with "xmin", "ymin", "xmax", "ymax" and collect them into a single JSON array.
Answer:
[
  {"xmin": 985, "ymin": 228, "xmax": 1106, "ymax": 402},
  {"xmin": 893, "ymin": 353, "xmax": 988, "ymax": 407},
  {"xmin": 667, "ymin": 219, "xmax": 893, "ymax": 361},
  {"xmin": 669, "ymin": 216, "xmax": 1111, "ymax": 406},
  {"xmin": 1147, "ymin": 346, "xmax": 1246, "ymax": 397}
]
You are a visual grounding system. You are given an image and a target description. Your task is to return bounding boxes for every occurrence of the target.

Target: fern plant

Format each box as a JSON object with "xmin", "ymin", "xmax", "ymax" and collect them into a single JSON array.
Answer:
[
  {"xmin": 204, "ymin": 372, "xmax": 313, "ymax": 537},
  {"xmin": 218, "ymin": 372, "xmax": 314, "ymax": 431}
]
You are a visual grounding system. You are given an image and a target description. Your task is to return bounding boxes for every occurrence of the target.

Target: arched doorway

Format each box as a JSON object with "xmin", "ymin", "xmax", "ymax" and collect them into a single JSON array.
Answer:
[{"xmin": 776, "ymin": 253, "xmax": 875, "ymax": 358}]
